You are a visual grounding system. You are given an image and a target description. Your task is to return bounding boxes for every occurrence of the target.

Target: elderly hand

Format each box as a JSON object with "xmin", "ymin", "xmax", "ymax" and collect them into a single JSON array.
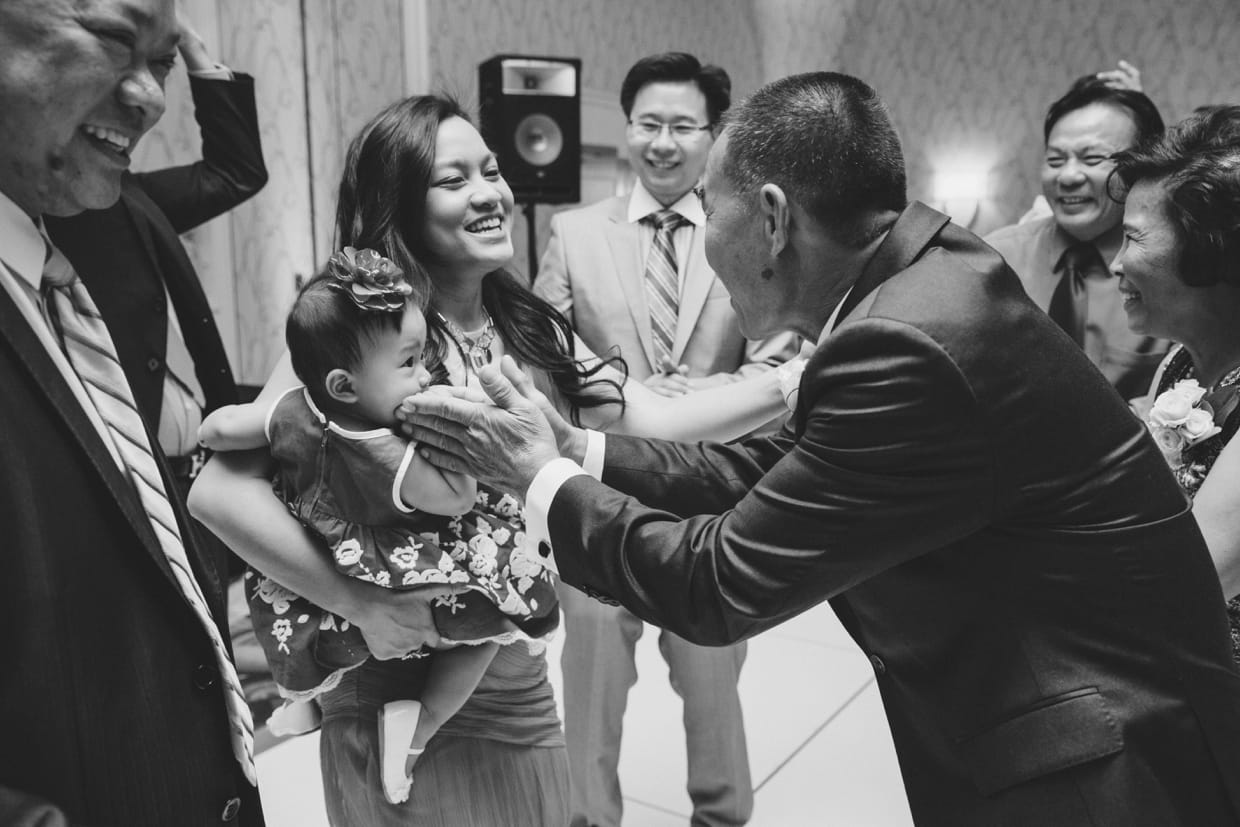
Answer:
[
  {"xmin": 349, "ymin": 583, "xmax": 465, "ymax": 658},
  {"xmin": 397, "ymin": 356, "xmax": 569, "ymax": 496}
]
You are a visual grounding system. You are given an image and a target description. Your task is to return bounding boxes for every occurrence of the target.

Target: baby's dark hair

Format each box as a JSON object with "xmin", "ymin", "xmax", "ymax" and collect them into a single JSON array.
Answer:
[{"xmin": 286, "ymin": 269, "xmax": 441, "ymax": 411}]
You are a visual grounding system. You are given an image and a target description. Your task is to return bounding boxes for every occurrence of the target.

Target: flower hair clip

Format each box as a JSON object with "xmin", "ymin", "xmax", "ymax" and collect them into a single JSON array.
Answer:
[{"xmin": 326, "ymin": 246, "xmax": 412, "ymax": 312}]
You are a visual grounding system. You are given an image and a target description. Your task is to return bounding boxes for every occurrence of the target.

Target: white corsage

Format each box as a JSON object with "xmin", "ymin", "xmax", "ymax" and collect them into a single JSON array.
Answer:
[
  {"xmin": 1146, "ymin": 379, "xmax": 1222, "ymax": 468},
  {"xmin": 776, "ymin": 358, "xmax": 807, "ymax": 412}
]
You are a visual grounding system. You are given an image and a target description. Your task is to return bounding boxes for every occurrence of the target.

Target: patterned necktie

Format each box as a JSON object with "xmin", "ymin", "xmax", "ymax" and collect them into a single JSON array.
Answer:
[
  {"xmin": 41, "ymin": 243, "xmax": 257, "ymax": 785},
  {"xmin": 1047, "ymin": 241, "xmax": 1106, "ymax": 347},
  {"xmin": 643, "ymin": 209, "xmax": 688, "ymax": 366}
]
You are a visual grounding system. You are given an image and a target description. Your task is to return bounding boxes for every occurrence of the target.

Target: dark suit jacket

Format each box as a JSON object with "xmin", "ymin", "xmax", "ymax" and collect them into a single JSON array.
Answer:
[
  {"xmin": 46, "ymin": 74, "xmax": 267, "ymax": 425},
  {"xmin": 0, "ymin": 285, "xmax": 262, "ymax": 823},
  {"xmin": 548, "ymin": 202, "xmax": 1240, "ymax": 825}
]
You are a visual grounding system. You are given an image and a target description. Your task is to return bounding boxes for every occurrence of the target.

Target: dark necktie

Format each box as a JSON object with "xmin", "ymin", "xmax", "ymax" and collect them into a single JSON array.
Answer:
[
  {"xmin": 643, "ymin": 209, "xmax": 688, "ymax": 365},
  {"xmin": 41, "ymin": 242, "xmax": 257, "ymax": 784},
  {"xmin": 1047, "ymin": 241, "xmax": 1106, "ymax": 346}
]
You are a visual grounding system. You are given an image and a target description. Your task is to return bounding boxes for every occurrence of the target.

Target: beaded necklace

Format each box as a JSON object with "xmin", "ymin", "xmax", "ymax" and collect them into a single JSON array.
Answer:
[{"xmin": 436, "ymin": 310, "xmax": 496, "ymax": 374}]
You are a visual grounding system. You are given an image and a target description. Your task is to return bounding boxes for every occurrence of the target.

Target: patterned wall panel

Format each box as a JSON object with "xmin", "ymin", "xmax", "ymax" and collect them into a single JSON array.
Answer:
[
  {"xmin": 835, "ymin": 0, "xmax": 1240, "ymax": 235},
  {"xmin": 131, "ymin": 0, "xmax": 241, "ymax": 371},
  {"xmin": 752, "ymin": 0, "xmax": 854, "ymax": 81},
  {"xmin": 305, "ymin": 0, "xmax": 408, "ymax": 269},
  {"xmin": 219, "ymin": 0, "xmax": 317, "ymax": 383}
]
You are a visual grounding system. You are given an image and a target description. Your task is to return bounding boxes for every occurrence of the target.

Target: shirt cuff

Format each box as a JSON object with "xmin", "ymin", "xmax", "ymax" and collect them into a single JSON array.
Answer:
[
  {"xmin": 189, "ymin": 64, "xmax": 233, "ymax": 80},
  {"xmin": 524, "ymin": 457, "xmax": 589, "ymax": 576},
  {"xmin": 582, "ymin": 429, "xmax": 605, "ymax": 479}
]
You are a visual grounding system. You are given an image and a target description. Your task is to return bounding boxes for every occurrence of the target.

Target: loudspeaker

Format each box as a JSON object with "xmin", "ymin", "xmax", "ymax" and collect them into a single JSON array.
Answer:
[{"xmin": 479, "ymin": 55, "xmax": 581, "ymax": 204}]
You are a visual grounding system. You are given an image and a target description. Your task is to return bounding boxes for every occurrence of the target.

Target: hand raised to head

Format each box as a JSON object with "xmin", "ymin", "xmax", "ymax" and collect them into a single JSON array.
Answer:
[
  {"xmin": 397, "ymin": 356, "xmax": 565, "ymax": 497},
  {"xmin": 1096, "ymin": 60, "xmax": 1142, "ymax": 92}
]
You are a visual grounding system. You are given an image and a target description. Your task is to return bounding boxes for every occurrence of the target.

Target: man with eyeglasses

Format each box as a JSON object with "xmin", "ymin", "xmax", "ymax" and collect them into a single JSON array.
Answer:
[{"xmin": 535, "ymin": 51, "xmax": 794, "ymax": 827}]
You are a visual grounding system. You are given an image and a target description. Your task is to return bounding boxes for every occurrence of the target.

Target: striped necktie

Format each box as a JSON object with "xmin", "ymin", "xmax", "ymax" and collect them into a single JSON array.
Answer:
[
  {"xmin": 643, "ymin": 209, "xmax": 688, "ymax": 366},
  {"xmin": 42, "ymin": 243, "xmax": 257, "ymax": 785}
]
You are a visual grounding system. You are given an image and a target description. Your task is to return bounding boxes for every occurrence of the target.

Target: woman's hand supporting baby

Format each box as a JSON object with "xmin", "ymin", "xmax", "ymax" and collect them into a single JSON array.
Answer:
[{"xmin": 189, "ymin": 448, "xmax": 466, "ymax": 658}]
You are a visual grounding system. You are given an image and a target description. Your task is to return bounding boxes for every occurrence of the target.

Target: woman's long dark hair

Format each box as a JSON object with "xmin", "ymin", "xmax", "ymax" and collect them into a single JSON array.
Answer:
[{"xmin": 334, "ymin": 94, "xmax": 624, "ymax": 423}]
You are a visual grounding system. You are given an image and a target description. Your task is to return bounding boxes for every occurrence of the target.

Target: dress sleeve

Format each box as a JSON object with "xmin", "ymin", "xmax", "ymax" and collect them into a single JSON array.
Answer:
[{"xmin": 339, "ymin": 431, "xmax": 420, "ymax": 516}]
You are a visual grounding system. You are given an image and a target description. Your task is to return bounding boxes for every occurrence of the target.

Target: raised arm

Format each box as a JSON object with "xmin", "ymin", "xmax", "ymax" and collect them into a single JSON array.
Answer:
[
  {"xmin": 687, "ymin": 329, "xmax": 801, "ymax": 390},
  {"xmin": 1193, "ymin": 432, "xmax": 1240, "ymax": 600},
  {"xmin": 549, "ymin": 321, "xmax": 994, "ymax": 645},
  {"xmin": 188, "ymin": 352, "xmax": 457, "ymax": 656},
  {"xmin": 573, "ymin": 332, "xmax": 790, "ymax": 441},
  {"xmin": 132, "ymin": 13, "xmax": 267, "ymax": 232},
  {"xmin": 398, "ymin": 321, "xmax": 994, "ymax": 646}
]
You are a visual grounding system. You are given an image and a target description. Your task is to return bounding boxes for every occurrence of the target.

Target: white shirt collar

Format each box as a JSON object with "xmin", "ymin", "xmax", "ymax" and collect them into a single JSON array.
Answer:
[
  {"xmin": 0, "ymin": 189, "xmax": 45, "ymax": 291},
  {"xmin": 626, "ymin": 180, "xmax": 705, "ymax": 227}
]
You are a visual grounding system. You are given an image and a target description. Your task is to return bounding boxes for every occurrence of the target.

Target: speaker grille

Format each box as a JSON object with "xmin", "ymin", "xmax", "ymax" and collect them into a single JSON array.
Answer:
[{"xmin": 514, "ymin": 114, "xmax": 564, "ymax": 167}]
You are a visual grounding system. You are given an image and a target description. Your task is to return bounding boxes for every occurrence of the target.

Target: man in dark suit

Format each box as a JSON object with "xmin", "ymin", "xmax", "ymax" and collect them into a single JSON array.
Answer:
[
  {"xmin": 0, "ymin": 1, "xmax": 263, "ymax": 824},
  {"xmin": 46, "ymin": 17, "xmax": 266, "ymax": 587},
  {"xmin": 45, "ymin": 14, "xmax": 265, "ymax": 508},
  {"xmin": 401, "ymin": 72, "xmax": 1240, "ymax": 825}
]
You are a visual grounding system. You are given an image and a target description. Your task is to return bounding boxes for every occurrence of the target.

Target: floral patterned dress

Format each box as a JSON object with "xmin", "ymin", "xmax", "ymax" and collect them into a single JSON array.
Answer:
[
  {"xmin": 247, "ymin": 387, "xmax": 558, "ymax": 701},
  {"xmin": 1151, "ymin": 345, "xmax": 1240, "ymax": 660}
]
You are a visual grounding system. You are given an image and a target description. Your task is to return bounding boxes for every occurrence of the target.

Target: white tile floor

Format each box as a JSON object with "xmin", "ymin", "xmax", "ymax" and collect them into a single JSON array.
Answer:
[{"xmin": 254, "ymin": 601, "xmax": 914, "ymax": 826}]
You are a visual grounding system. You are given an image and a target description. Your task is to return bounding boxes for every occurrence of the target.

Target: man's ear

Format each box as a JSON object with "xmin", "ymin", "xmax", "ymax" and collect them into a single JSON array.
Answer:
[
  {"xmin": 758, "ymin": 183, "xmax": 790, "ymax": 257},
  {"xmin": 324, "ymin": 369, "xmax": 357, "ymax": 404}
]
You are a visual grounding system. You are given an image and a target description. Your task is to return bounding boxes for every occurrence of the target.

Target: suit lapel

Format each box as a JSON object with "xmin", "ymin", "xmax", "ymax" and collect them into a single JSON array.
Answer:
[
  {"xmin": 122, "ymin": 185, "xmax": 238, "ymax": 412},
  {"xmin": 122, "ymin": 183, "xmax": 168, "ymax": 277},
  {"xmin": 605, "ymin": 202, "xmax": 660, "ymax": 372},
  {"xmin": 794, "ymin": 202, "xmax": 951, "ymax": 437},
  {"xmin": 838, "ymin": 201, "xmax": 951, "ymax": 322},
  {"xmin": 671, "ymin": 225, "xmax": 711, "ymax": 364},
  {"xmin": 0, "ymin": 280, "xmax": 181, "ymax": 590}
]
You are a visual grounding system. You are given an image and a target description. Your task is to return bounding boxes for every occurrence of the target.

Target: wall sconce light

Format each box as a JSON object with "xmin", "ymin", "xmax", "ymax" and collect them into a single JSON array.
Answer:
[{"xmin": 932, "ymin": 167, "xmax": 988, "ymax": 228}]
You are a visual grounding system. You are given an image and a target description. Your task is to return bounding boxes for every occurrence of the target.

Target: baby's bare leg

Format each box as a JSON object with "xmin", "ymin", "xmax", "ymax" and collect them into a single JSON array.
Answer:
[{"xmin": 405, "ymin": 642, "xmax": 500, "ymax": 773}]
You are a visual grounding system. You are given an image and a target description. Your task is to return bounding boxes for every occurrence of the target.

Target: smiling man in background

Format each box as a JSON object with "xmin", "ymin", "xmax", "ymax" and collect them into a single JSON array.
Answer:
[
  {"xmin": 986, "ymin": 78, "xmax": 1169, "ymax": 401},
  {"xmin": 534, "ymin": 51, "xmax": 796, "ymax": 827}
]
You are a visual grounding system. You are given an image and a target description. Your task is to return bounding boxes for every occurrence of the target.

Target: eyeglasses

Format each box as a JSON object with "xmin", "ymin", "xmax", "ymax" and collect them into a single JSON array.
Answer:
[{"xmin": 628, "ymin": 120, "xmax": 713, "ymax": 141}]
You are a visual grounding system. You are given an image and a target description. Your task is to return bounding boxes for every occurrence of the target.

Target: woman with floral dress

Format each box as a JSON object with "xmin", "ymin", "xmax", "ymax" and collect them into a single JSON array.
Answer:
[
  {"xmin": 1113, "ymin": 104, "xmax": 1240, "ymax": 659},
  {"xmin": 190, "ymin": 94, "xmax": 793, "ymax": 826}
]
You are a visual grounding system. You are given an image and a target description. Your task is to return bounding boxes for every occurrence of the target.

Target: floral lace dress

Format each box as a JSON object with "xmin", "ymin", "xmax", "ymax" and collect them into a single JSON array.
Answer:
[
  {"xmin": 1152, "ymin": 345, "xmax": 1240, "ymax": 660},
  {"xmin": 247, "ymin": 387, "xmax": 559, "ymax": 701}
]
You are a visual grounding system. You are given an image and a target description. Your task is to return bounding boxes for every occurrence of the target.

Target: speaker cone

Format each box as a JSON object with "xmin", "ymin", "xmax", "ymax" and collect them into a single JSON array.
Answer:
[{"xmin": 514, "ymin": 113, "xmax": 564, "ymax": 167}]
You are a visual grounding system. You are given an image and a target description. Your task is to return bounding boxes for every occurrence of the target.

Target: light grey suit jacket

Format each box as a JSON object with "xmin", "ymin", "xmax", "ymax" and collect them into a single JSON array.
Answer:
[{"xmin": 535, "ymin": 194, "xmax": 796, "ymax": 383}]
